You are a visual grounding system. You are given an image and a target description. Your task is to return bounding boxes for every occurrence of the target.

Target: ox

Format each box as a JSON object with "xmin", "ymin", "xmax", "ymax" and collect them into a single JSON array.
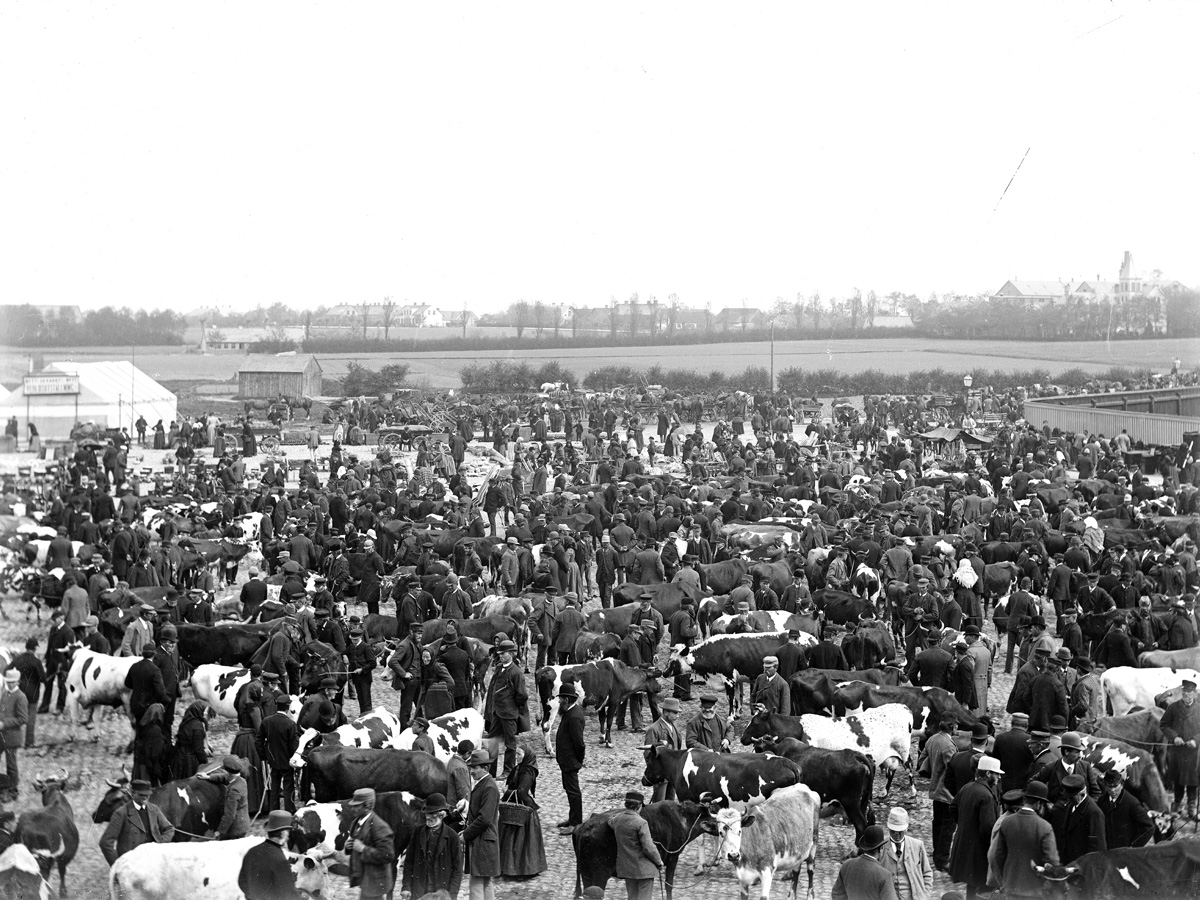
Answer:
[
  {"xmin": 305, "ymin": 747, "xmax": 448, "ymax": 803},
  {"xmin": 395, "ymin": 707, "xmax": 484, "ymax": 764},
  {"xmin": 832, "ymin": 682, "xmax": 988, "ymax": 734},
  {"xmin": 107, "ymin": 836, "xmax": 329, "ymax": 900},
  {"xmin": 0, "ymin": 845, "xmax": 49, "ymax": 900},
  {"xmin": 746, "ymin": 735, "xmax": 876, "ymax": 838},
  {"xmin": 713, "ymin": 783, "xmax": 821, "ymax": 900},
  {"xmin": 572, "ymin": 801, "xmax": 719, "ymax": 900},
  {"xmin": 1034, "ymin": 839, "xmax": 1200, "ymax": 899},
  {"xmin": 668, "ymin": 633, "xmax": 792, "ymax": 715},
  {"xmin": 64, "ymin": 649, "xmax": 136, "ymax": 728},
  {"xmin": 92, "ymin": 770, "xmax": 226, "ymax": 842},
  {"xmin": 290, "ymin": 707, "xmax": 406, "ymax": 768},
  {"xmin": 739, "ymin": 704, "xmax": 915, "ymax": 797},
  {"xmin": 176, "ymin": 624, "xmax": 268, "ymax": 667},
  {"xmin": 790, "ymin": 668, "xmax": 907, "ymax": 717},
  {"xmin": 13, "ymin": 770, "xmax": 78, "ymax": 898},
  {"xmin": 641, "ymin": 747, "xmax": 801, "ymax": 809},
  {"xmin": 1102, "ymin": 666, "xmax": 1200, "ymax": 716},
  {"xmin": 536, "ymin": 660, "xmax": 659, "ymax": 750}
]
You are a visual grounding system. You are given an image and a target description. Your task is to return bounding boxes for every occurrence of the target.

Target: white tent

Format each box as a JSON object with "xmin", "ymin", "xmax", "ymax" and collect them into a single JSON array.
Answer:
[{"xmin": 0, "ymin": 361, "xmax": 177, "ymax": 441}]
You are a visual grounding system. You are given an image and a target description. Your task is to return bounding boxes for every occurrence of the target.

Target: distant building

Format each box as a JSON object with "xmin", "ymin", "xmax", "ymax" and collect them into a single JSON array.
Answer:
[
  {"xmin": 237, "ymin": 355, "xmax": 322, "ymax": 399},
  {"xmin": 316, "ymin": 302, "xmax": 444, "ymax": 328},
  {"xmin": 992, "ymin": 251, "xmax": 1182, "ymax": 311},
  {"xmin": 440, "ymin": 310, "xmax": 478, "ymax": 329},
  {"xmin": 714, "ymin": 307, "xmax": 766, "ymax": 331},
  {"xmin": 991, "ymin": 280, "xmax": 1070, "ymax": 306}
]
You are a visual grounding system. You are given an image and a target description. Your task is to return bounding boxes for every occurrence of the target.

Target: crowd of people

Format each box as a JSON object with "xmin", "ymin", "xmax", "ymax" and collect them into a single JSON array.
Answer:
[{"xmin": 1, "ymin": 383, "xmax": 1199, "ymax": 900}]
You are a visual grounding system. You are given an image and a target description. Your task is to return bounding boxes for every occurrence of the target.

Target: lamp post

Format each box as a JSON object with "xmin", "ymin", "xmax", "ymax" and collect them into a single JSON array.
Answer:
[{"xmin": 962, "ymin": 373, "xmax": 973, "ymax": 425}]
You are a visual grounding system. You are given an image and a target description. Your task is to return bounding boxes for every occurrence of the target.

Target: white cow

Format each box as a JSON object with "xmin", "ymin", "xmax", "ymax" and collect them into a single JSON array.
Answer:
[
  {"xmin": 1102, "ymin": 666, "xmax": 1200, "ymax": 716},
  {"xmin": 709, "ymin": 613, "xmax": 822, "ymax": 638},
  {"xmin": 24, "ymin": 539, "xmax": 84, "ymax": 566},
  {"xmin": 108, "ymin": 836, "xmax": 328, "ymax": 900},
  {"xmin": 64, "ymin": 649, "xmax": 137, "ymax": 727},
  {"xmin": 800, "ymin": 703, "xmax": 915, "ymax": 797},
  {"xmin": 714, "ymin": 783, "xmax": 821, "ymax": 900},
  {"xmin": 190, "ymin": 664, "xmax": 302, "ymax": 720},
  {"xmin": 0, "ymin": 844, "xmax": 49, "ymax": 900},
  {"xmin": 396, "ymin": 707, "xmax": 485, "ymax": 764},
  {"xmin": 291, "ymin": 707, "xmax": 406, "ymax": 768}
]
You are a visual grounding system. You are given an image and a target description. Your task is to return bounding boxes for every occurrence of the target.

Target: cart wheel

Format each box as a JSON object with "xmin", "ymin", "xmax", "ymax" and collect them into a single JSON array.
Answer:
[
  {"xmin": 383, "ymin": 434, "xmax": 402, "ymax": 449},
  {"xmin": 261, "ymin": 436, "xmax": 281, "ymax": 454}
]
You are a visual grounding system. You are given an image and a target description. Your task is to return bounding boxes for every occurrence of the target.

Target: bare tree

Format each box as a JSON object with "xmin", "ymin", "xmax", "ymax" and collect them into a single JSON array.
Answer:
[
  {"xmin": 739, "ymin": 299, "xmax": 751, "ymax": 333},
  {"xmin": 553, "ymin": 304, "xmax": 562, "ymax": 339},
  {"xmin": 380, "ymin": 297, "xmax": 397, "ymax": 341},
  {"xmin": 648, "ymin": 296, "xmax": 658, "ymax": 339},
  {"xmin": 513, "ymin": 300, "xmax": 530, "ymax": 339},
  {"xmin": 808, "ymin": 292, "xmax": 823, "ymax": 331},
  {"xmin": 666, "ymin": 293, "xmax": 680, "ymax": 334},
  {"xmin": 866, "ymin": 290, "xmax": 877, "ymax": 329},
  {"xmin": 704, "ymin": 301, "xmax": 713, "ymax": 336},
  {"xmin": 850, "ymin": 289, "xmax": 862, "ymax": 332},
  {"xmin": 610, "ymin": 297, "xmax": 618, "ymax": 340},
  {"xmin": 571, "ymin": 304, "xmax": 579, "ymax": 339},
  {"xmin": 304, "ymin": 310, "xmax": 311, "ymax": 342},
  {"xmin": 534, "ymin": 300, "xmax": 546, "ymax": 337},
  {"xmin": 629, "ymin": 292, "xmax": 639, "ymax": 341},
  {"xmin": 361, "ymin": 302, "xmax": 370, "ymax": 339}
]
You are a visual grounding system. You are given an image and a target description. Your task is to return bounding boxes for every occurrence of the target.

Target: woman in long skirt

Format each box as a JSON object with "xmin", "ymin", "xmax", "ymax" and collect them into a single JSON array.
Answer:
[
  {"xmin": 153, "ymin": 420, "xmax": 165, "ymax": 450},
  {"xmin": 241, "ymin": 418, "xmax": 257, "ymax": 457},
  {"xmin": 27, "ymin": 423, "xmax": 40, "ymax": 456},
  {"xmin": 499, "ymin": 740, "xmax": 547, "ymax": 877}
]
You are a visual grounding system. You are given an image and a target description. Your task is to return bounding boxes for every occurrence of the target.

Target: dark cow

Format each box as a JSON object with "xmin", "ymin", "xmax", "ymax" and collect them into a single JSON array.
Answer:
[
  {"xmin": 363, "ymin": 614, "xmax": 517, "ymax": 645},
  {"xmin": 304, "ymin": 747, "xmax": 448, "ymax": 803},
  {"xmin": 841, "ymin": 622, "xmax": 897, "ymax": 669},
  {"xmin": 14, "ymin": 769, "xmax": 79, "ymax": 898},
  {"xmin": 698, "ymin": 559, "xmax": 752, "ymax": 595},
  {"xmin": 299, "ymin": 641, "xmax": 345, "ymax": 694},
  {"xmin": 832, "ymin": 683, "xmax": 988, "ymax": 733},
  {"xmin": 536, "ymin": 660, "xmax": 660, "ymax": 749},
  {"xmin": 641, "ymin": 746, "xmax": 801, "ymax": 807},
  {"xmin": 176, "ymin": 624, "xmax": 268, "ymax": 667},
  {"xmin": 572, "ymin": 800, "xmax": 719, "ymax": 900},
  {"xmin": 610, "ymin": 581, "xmax": 699, "ymax": 618},
  {"xmin": 584, "ymin": 604, "xmax": 656, "ymax": 640},
  {"xmin": 667, "ymin": 633, "xmax": 790, "ymax": 715},
  {"xmin": 789, "ymin": 668, "xmax": 906, "ymax": 717},
  {"xmin": 1034, "ymin": 839, "xmax": 1200, "ymax": 899},
  {"xmin": 747, "ymin": 735, "xmax": 876, "ymax": 838},
  {"xmin": 813, "ymin": 590, "xmax": 875, "ymax": 625},
  {"xmin": 1080, "ymin": 735, "xmax": 1174, "ymax": 838},
  {"xmin": 573, "ymin": 629, "xmax": 621, "ymax": 663},
  {"xmin": 92, "ymin": 771, "xmax": 226, "ymax": 842}
]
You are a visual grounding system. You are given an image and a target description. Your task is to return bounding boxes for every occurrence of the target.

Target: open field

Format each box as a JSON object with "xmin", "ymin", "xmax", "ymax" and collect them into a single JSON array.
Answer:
[{"xmin": 2, "ymin": 336, "xmax": 1194, "ymax": 391}]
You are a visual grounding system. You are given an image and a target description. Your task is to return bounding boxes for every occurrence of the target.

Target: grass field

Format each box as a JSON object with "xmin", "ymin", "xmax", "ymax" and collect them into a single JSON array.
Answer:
[{"xmin": 2, "ymin": 336, "xmax": 1194, "ymax": 391}]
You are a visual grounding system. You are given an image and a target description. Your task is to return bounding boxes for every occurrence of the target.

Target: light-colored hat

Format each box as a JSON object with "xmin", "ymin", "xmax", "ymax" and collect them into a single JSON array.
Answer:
[
  {"xmin": 886, "ymin": 807, "xmax": 909, "ymax": 831},
  {"xmin": 976, "ymin": 756, "xmax": 1003, "ymax": 775},
  {"xmin": 3, "ymin": 670, "xmax": 20, "ymax": 684}
]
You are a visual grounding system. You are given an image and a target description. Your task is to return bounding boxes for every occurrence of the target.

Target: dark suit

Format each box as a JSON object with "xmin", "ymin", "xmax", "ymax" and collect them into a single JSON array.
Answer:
[
  {"xmin": 831, "ymin": 854, "xmax": 897, "ymax": 900},
  {"xmin": 348, "ymin": 811, "xmax": 395, "ymax": 899},
  {"xmin": 1099, "ymin": 787, "xmax": 1154, "ymax": 848},
  {"xmin": 99, "ymin": 800, "xmax": 175, "ymax": 864},
  {"xmin": 401, "ymin": 823, "xmax": 462, "ymax": 899},
  {"xmin": 556, "ymin": 701, "xmax": 586, "ymax": 825},
  {"xmin": 125, "ymin": 656, "xmax": 167, "ymax": 723},
  {"xmin": 464, "ymin": 775, "xmax": 501, "ymax": 880},
  {"xmin": 992, "ymin": 726, "xmax": 1034, "ymax": 794},
  {"xmin": 257, "ymin": 712, "xmax": 299, "ymax": 812},
  {"xmin": 1050, "ymin": 796, "xmax": 1106, "ymax": 863},
  {"xmin": 238, "ymin": 838, "xmax": 298, "ymax": 900}
]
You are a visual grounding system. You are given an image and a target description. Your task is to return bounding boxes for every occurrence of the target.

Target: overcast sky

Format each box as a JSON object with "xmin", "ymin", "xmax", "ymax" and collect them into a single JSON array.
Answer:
[{"xmin": 3, "ymin": 2, "xmax": 1197, "ymax": 314}]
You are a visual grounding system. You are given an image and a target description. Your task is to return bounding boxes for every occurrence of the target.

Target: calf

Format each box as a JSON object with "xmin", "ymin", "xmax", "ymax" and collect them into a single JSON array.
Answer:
[
  {"xmin": 291, "ymin": 707, "xmax": 406, "ymax": 768},
  {"xmin": 747, "ymin": 735, "xmax": 876, "ymax": 838},
  {"xmin": 395, "ymin": 707, "xmax": 484, "ymax": 763},
  {"xmin": 93, "ymin": 771, "xmax": 226, "ymax": 842},
  {"xmin": 107, "ymin": 836, "xmax": 328, "ymax": 900},
  {"xmin": 63, "ymin": 649, "xmax": 137, "ymax": 728},
  {"xmin": 1102, "ymin": 666, "xmax": 1200, "ymax": 716},
  {"xmin": 739, "ymin": 704, "xmax": 915, "ymax": 797},
  {"xmin": 536, "ymin": 659, "xmax": 658, "ymax": 750},
  {"xmin": 13, "ymin": 770, "xmax": 78, "ymax": 898},
  {"xmin": 1034, "ymin": 839, "xmax": 1200, "ymax": 900},
  {"xmin": 641, "ymin": 746, "xmax": 801, "ymax": 808},
  {"xmin": 572, "ymin": 629, "xmax": 621, "ymax": 663},
  {"xmin": 712, "ymin": 783, "xmax": 821, "ymax": 900},
  {"xmin": 572, "ymin": 800, "xmax": 718, "ymax": 900}
]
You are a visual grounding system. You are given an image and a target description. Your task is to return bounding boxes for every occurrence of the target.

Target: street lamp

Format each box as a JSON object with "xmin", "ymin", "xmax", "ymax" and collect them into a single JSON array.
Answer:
[{"xmin": 962, "ymin": 374, "xmax": 973, "ymax": 389}]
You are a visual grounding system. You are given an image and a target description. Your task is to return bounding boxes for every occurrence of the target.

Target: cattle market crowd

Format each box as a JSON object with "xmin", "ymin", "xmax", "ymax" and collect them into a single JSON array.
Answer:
[{"xmin": 1, "ymin": 384, "xmax": 1200, "ymax": 900}]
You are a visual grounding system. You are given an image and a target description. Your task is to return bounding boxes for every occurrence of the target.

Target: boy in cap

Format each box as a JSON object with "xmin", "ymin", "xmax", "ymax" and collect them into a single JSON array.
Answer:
[
  {"xmin": 1097, "ymin": 769, "xmax": 1153, "ymax": 848},
  {"xmin": 0, "ymin": 670, "xmax": 28, "ymax": 800},
  {"xmin": 210, "ymin": 755, "xmax": 250, "ymax": 840},
  {"xmin": 238, "ymin": 809, "xmax": 299, "ymax": 900}
]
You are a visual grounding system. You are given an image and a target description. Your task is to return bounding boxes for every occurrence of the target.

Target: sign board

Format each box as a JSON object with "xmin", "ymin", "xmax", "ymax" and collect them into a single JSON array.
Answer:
[{"xmin": 23, "ymin": 374, "xmax": 81, "ymax": 396}]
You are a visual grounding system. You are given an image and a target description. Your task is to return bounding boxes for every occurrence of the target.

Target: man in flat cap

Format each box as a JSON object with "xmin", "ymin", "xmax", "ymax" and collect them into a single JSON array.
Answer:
[
  {"xmin": 750, "ymin": 655, "xmax": 790, "ymax": 717},
  {"xmin": 347, "ymin": 787, "xmax": 395, "ymax": 899}
]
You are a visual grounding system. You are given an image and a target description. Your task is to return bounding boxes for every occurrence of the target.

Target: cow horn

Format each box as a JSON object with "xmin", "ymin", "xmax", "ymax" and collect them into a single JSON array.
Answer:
[{"xmin": 57, "ymin": 766, "xmax": 69, "ymax": 783}]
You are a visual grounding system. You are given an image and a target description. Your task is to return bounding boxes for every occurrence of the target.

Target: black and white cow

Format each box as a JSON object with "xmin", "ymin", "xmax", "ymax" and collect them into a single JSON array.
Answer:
[
  {"xmin": 711, "ymin": 783, "xmax": 822, "ymax": 900},
  {"xmin": 536, "ymin": 659, "xmax": 659, "ymax": 750},
  {"xmin": 190, "ymin": 664, "xmax": 302, "ymax": 721},
  {"xmin": 641, "ymin": 746, "xmax": 802, "ymax": 809},
  {"xmin": 395, "ymin": 708, "xmax": 484, "ymax": 764},
  {"xmin": 290, "ymin": 707, "xmax": 407, "ymax": 768},
  {"xmin": 1034, "ymin": 839, "xmax": 1200, "ymax": 899},
  {"xmin": 667, "ymin": 632, "xmax": 792, "ymax": 715}
]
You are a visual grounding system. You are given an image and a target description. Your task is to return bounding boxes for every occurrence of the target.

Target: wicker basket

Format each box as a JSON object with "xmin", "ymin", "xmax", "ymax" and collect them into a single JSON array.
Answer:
[{"xmin": 498, "ymin": 801, "xmax": 531, "ymax": 828}]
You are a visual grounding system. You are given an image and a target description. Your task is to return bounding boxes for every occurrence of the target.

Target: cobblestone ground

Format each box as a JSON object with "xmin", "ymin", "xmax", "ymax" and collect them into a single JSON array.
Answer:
[{"xmin": 1, "ymin": 588, "xmax": 1021, "ymax": 900}]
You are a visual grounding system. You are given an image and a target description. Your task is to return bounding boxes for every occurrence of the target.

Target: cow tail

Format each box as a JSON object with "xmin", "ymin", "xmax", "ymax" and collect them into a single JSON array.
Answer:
[{"xmin": 109, "ymin": 865, "xmax": 123, "ymax": 900}]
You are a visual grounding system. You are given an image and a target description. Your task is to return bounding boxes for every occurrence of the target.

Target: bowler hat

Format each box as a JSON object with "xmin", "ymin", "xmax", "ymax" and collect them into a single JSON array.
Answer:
[
  {"xmin": 1060, "ymin": 732, "xmax": 1084, "ymax": 750},
  {"xmin": 856, "ymin": 824, "xmax": 887, "ymax": 851},
  {"xmin": 495, "ymin": 639, "xmax": 518, "ymax": 653},
  {"xmin": 266, "ymin": 809, "xmax": 294, "ymax": 833},
  {"xmin": 1048, "ymin": 715, "xmax": 1067, "ymax": 732},
  {"xmin": 1024, "ymin": 781, "xmax": 1050, "ymax": 801},
  {"xmin": 559, "ymin": 683, "xmax": 577, "ymax": 699},
  {"xmin": 422, "ymin": 793, "xmax": 450, "ymax": 813}
]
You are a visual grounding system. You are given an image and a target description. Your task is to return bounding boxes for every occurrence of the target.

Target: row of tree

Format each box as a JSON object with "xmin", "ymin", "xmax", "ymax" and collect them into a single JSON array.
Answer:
[{"xmin": 2, "ymin": 305, "xmax": 186, "ymax": 346}]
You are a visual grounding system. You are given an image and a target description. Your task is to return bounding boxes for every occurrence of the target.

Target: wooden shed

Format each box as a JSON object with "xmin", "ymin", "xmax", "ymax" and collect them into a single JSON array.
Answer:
[{"xmin": 237, "ymin": 355, "xmax": 323, "ymax": 399}]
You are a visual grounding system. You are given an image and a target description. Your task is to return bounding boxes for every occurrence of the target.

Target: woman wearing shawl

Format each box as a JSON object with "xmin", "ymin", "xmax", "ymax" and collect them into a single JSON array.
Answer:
[
  {"xmin": 134, "ymin": 703, "xmax": 172, "ymax": 787},
  {"xmin": 172, "ymin": 700, "xmax": 214, "ymax": 779},
  {"xmin": 499, "ymin": 741, "xmax": 547, "ymax": 877},
  {"xmin": 952, "ymin": 558, "xmax": 983, "ymax": 629}
]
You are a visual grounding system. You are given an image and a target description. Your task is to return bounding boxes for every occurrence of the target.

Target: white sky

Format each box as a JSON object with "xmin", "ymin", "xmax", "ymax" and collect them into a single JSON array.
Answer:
[{"xmin": 2, "ymin": 2, "xmax": 1198, "ymax": 314}]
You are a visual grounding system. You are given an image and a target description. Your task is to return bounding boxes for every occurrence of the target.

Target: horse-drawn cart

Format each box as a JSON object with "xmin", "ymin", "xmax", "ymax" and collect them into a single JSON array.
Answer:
[{"xmin": 376, "ymin": 424, "xmax": 434, "ymax": 451}]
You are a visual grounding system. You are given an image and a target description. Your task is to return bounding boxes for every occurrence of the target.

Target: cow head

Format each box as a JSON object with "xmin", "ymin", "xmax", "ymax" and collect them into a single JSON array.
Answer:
[
  {"xmin": 666, "ymin": 644, "xmax": 693, "ymax": 677},
  {"xmin": 711, "ymin": 806, "xmax": 756, "ymax": 865},
  {"xmin": 29, "ymin": 767, "xmax": 71, "ymax": 799},
  {"xmin": 92, "ymin": 765, "xmax": 133, "ymax": 822},
  {"xmin": 288, "ymin": 807, "xmax": 323, "ymax": 855},
  {"xmin": 1032, "ymin": 862, "xmax": 1082, "ymax": 897},
  {"xmin": 287, "ymin": 853, "xmax": 330, "ymax": 899},
  {"xmin": 738, "ymin": 709, "xmax": 776, "ymax": 746},
  {"xmin": 640, "ymin": 744, "xmax": 670, "ymax": 788},
  {"xmin": 290, "ymin": 729, "xmax": 324, "ymax": 769}
]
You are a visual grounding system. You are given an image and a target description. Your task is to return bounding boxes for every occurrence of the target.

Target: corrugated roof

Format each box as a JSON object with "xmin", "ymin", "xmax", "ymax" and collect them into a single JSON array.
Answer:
[{"xmin": 236, "ymin": 354, "xmax": 321, "ymax": 374}]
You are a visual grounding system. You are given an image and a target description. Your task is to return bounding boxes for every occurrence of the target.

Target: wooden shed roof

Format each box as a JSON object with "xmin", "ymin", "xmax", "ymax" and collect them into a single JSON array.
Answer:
[{"xmin": 236, "ymin": 354, "xmax": 322, "ymax": 374}]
